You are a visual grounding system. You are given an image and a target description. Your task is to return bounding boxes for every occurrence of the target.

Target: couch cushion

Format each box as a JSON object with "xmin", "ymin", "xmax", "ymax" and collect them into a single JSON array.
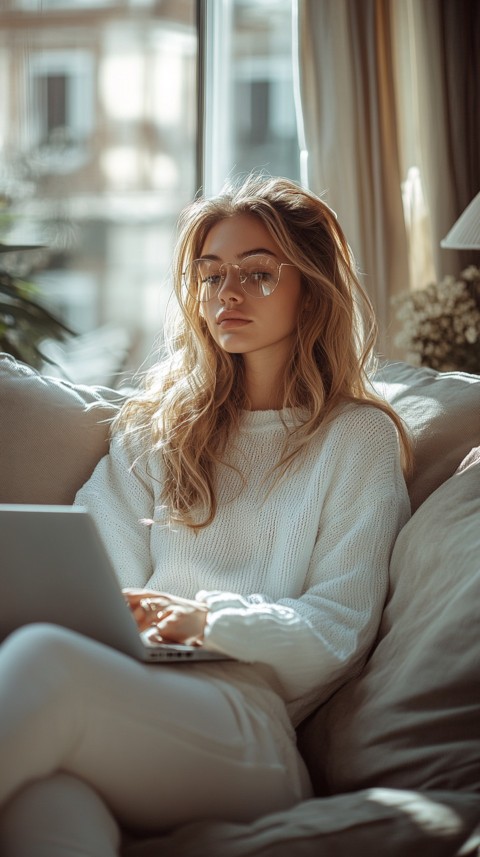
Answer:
[
  {"xmin": 372, "ymin": 362, "xmax": 480, "ymax": 512},
  {"xmin": 298, "ymin": 450, "xmax": 480, "ymax": 796},
  {"xmin": 121, "ymin": 789, "xmax": 480, "ymax": 857},
  {"xmin": 0, "ymin": 353, "xmax": 121, "ymax": 505}
]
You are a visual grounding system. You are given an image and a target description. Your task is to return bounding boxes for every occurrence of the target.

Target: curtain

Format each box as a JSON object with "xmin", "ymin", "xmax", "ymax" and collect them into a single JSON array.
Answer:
[
  {"xmin": 397, "ymin": 0, "xmax": 480, "ymax": 279},
  {"xmin": 294, "ymin": 0, "xmax": 480, "ymax": 358}
]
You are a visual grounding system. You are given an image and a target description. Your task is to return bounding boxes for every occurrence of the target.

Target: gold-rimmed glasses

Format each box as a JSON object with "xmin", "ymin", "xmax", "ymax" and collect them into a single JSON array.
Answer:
[{"xmin": 183, "ymin": 254, "xmax": 296, "ymax": 301}]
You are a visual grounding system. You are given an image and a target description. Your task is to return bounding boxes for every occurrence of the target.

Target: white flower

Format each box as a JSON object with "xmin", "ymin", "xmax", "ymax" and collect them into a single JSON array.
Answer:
[
  {"xmin": 463, "ymin": 265, "xmax": 480, "ymax": 282},
  {"xmin": 392, "ymin": 266, "xmax": 480, "ymax": 372}
]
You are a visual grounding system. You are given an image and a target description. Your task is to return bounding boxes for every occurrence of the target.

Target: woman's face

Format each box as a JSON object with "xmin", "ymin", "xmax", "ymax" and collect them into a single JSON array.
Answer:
[{"xmin": 198, "ymin": 214, "xmax": 303, "ymax": 369}]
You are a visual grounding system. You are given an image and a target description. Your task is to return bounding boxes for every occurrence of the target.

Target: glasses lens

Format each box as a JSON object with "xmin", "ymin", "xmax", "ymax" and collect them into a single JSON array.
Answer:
[
  {"xmin": 186, "ymin": 260, "xmax": 221, "ymax": 301},
  {"xmin": 240, "ymin": 255, "xmax": 280, "ymax": 297}
]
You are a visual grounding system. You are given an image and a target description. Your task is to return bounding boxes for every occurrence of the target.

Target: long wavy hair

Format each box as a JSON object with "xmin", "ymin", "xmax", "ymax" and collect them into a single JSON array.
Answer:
[{"xmin": 114, "ymin": 174, "xmax": 412, "ymax": 529}]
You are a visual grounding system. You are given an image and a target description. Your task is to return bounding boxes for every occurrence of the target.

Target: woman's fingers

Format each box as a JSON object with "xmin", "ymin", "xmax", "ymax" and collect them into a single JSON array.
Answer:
[
  {"xmin": 157, "ymin": 606, "xmax": 207, "ymax": 645},
  {"xmin": 136, "ymin": 601, "xmax": 174, "ymax": 632},
  {"xmin": 122, "ymin": 589, "xmax": 208, "ymax": 637},
  {"xmin": 140, "ymin": 625, "xmax": 166, "ymax": 645},
  {"xmin": 123, "ymin": 588, "xmax": 173, "ymax": 608},
  {"xmin": 123, "ymin": 589, "xmax": 174, "ymax": 631}
]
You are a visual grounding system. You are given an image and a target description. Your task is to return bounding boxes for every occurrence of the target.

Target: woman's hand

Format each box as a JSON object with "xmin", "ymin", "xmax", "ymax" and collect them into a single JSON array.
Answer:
[{"xmin": 123, "ymin": 588, "xmax": 208, "ymax": 647}]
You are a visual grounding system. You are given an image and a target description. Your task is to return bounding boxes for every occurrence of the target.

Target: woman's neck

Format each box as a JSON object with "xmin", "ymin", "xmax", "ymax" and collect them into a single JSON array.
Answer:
[{"xmin": 243, "ymin": 352, "xmax": 288, "ymax": 411}]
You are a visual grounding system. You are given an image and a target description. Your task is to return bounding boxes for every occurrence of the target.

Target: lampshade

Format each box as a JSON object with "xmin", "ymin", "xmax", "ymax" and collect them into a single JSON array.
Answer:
[{"xmin": 441, "ymin": 191, "xmax": 480, "ymax": 249}]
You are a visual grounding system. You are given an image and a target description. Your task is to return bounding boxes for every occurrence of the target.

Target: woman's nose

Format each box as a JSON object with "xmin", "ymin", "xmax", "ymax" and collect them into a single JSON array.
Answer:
[{"xmin": 218, "ymin": 264, "xmax": 244, "ymax": 303}]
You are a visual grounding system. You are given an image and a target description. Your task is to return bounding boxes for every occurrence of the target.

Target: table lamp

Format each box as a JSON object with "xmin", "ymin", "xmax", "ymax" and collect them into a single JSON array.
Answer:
[{"xmin": 441, "ymin": 191, "xmax": 480, "ymax": 250}]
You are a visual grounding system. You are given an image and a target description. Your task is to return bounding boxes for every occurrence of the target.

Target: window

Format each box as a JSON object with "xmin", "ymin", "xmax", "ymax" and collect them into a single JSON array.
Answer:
[
  {"xmin": 28, "ymin": 50, "xmax": 94, "ymax": 166},
  {"xmin": 201, "ymin": 0, "xmax": 299, "ymax": 195},
  {"xmin": 0, "ymin": 0, "xmax": 299, "ymax": 384},
  {"xmin": 0, "ymin": 0, "xmax": 197, "ymax": 382}
]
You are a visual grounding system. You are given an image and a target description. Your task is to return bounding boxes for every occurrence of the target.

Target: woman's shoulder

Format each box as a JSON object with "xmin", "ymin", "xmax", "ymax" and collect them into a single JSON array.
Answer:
[
  {"xmin": 108, "ymin": 426, "xmax": 161, "ymax": 476},
  {"xmin": 319, "ymin": 400, "xmax": 402, "ymax": 453},
  {"xmin": 338, "ymin": 398, "xmax": 397, "ymax": 424},
  {"xmin": 304, "ymin": 402, "xmax": 407, "ymax": 498}
]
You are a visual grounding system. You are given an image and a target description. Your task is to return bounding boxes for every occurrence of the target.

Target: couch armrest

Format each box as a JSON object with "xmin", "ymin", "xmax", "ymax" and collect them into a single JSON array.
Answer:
[{"xmin": 0, "ymin": 353, "xmax": 122, "ymax": 504}]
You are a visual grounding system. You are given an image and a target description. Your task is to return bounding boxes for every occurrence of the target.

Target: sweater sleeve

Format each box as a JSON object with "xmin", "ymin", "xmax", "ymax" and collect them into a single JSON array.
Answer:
[
  {"xmin": 74, "ymin": 433, "xmax": 155, "ymax": 588},
  {"xmin": 198, "ymin": 408, "xmax": 411, "ymax": 723}
]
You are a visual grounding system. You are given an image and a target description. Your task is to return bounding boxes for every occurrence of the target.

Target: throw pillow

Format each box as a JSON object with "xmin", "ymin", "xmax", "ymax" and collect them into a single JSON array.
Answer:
[
  {"xmin": 0, "ymin": 353, "xmax": 121, "ymax": 505},
  {"xmin": 372, "ymin": 361, "xmax": 480, "ymax": 511},
  {"xmin": 298, "ymin": 454, "xmax": 480, "ymax": 795}
]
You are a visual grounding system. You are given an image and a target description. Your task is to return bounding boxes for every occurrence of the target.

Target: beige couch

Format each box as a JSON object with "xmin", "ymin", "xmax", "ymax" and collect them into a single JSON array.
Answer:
[{"xmin": 1, "ymin": 352, "xmax": 479, "ymax": 856}]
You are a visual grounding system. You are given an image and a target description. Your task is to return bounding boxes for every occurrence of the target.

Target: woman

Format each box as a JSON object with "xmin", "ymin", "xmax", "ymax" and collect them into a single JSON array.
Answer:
[{"xmin": 0, "ymin": 175, "xmax": 411, "ymax": 856}]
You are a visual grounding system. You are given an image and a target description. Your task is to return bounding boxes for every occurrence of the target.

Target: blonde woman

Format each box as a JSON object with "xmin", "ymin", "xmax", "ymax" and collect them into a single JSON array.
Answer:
[{"xmin": 0, "ymin": 176, "xmax": 411, "ymax": 856}]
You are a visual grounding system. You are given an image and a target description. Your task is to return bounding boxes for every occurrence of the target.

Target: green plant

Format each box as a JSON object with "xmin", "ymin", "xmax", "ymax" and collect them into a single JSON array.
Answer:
[{"xmin": 0, "ymin": 242, "xmax": 74, "ymax": 369}]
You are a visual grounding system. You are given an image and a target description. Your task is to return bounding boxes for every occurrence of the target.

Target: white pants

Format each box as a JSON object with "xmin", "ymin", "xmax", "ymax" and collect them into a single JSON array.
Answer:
[{"xmin": 0, "ymin": 624, "xmax": 310, "ymax": 856}]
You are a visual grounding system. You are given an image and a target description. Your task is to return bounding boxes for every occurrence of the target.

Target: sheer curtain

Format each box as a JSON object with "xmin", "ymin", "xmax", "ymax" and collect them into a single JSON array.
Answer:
[{"xmin": 294, "ymin": 0, "xmax": 480, "ymax": 358}]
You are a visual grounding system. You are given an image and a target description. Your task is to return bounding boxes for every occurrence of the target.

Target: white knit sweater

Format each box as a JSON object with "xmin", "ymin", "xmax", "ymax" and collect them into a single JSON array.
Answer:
[{"xmin": 75, "ymin": 403, "xmax": 410, "ymax": 728}]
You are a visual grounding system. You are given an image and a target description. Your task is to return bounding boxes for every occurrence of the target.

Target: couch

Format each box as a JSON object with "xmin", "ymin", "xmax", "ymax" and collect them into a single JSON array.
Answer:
[{"xmin": 1, "ymin": 352, "xmax": 479, "ymax": 856}]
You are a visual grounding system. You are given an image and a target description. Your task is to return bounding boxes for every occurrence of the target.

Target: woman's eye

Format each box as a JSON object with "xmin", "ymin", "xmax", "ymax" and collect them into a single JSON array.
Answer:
[
  {"xmin": 202, "ymin": 274, "xmax": 221, "ymax": 286},
  {"xmin": 250, "ymin": 270, "xmax": 272, "ymax": 282}
]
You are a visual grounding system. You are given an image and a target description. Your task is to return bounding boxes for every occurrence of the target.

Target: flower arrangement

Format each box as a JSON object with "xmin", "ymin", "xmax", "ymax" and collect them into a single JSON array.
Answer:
[{"xmin": 392, "ymin": 266, "xmax": 480, "ymax": 374}]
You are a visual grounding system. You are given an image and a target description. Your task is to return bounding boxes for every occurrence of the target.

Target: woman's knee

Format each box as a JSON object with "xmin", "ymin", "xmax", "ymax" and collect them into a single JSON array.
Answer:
[
  {"xmin": 0, "ymin": 627, "xmax": 101, "ymax": 808},
  {"xmin": 3, "ymin": 622, "xmax": 76, "ymax": 657},
  {"xmin": 0, "ymin": 624, "xmax": 84, "ymax": 697},
  {"xmin": 0, "ymin": 773, "xmax": 121, "ymax": 857}
]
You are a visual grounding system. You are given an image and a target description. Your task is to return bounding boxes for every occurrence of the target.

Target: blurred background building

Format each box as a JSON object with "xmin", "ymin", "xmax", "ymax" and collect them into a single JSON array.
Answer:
[{"xmin": 0, "ymin": 0, "xmax": 299, "ymax": 384}]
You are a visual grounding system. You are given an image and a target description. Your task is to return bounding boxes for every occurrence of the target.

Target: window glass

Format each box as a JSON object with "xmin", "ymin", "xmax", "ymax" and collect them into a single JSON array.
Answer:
[
  {"xmin": 0, "ymin": 0, "xmax": 299, "ymax": 384},
  {"xmin": 0, "ymin": 0, "xmax": 197, "ymax": 383},
  {"xmin": 203, "ymin": 0, "xmax": 299, "ymax": 195}
]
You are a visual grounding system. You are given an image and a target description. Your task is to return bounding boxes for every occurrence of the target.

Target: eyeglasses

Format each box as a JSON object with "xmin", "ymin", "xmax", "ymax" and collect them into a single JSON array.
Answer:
[{"xmin": 183, "ymin": 254, "xmax": 296, "ymax": 301}]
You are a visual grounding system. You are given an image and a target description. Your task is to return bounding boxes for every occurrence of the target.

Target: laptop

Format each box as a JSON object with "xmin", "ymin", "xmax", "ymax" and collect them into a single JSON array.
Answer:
[{"xmin": 0, "ymin": 504, "xmax": 231, "ymax": 663}]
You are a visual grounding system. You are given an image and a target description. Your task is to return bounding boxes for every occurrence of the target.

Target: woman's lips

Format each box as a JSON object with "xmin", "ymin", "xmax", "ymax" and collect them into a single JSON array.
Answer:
[
  {"xmin": 217, "ymin": 318, "xmax": 251, "ymax": 328},
  {"xmin": 216, "ymin": 310, "xmax": 251, "ymax": 327}
]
